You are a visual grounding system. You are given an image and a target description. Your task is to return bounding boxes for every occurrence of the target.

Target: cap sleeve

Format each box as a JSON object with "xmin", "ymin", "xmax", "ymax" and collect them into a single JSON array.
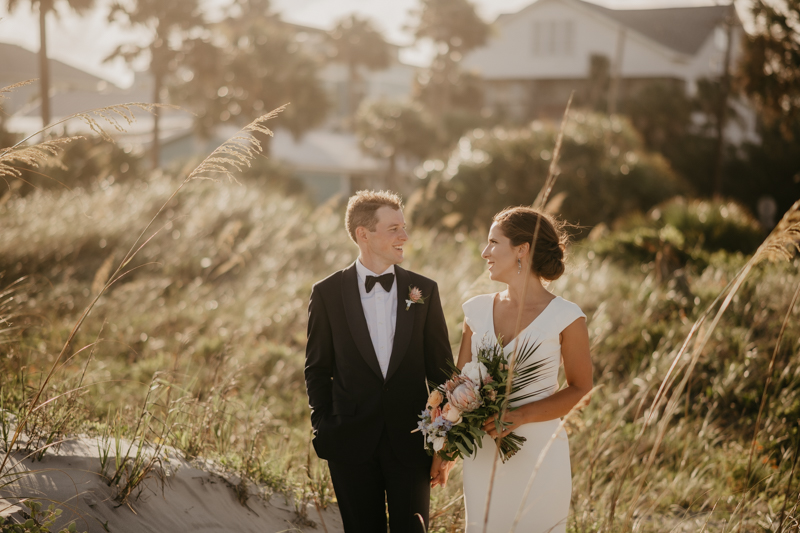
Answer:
[
  {"xmin": 553, "ymin": 298, "xmax": 586, "ymax": 334},
  {"xmin": 462, "ymin": 293, "xmax": 493, "ymax": 335}
]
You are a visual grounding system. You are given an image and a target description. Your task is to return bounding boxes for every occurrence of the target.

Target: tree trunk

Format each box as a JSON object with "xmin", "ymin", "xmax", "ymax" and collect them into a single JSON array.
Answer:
[
  {"xmin": 151, "ymin": 68, "xmax": 162, "ymax": 170},
  {"xmin": 386, "ymin": 152, "xmax": 398, "ymax": 192},
  {"xmin": 713, "ymin": 7, "xmax": 735, "ymax": 199},
  {"xmin": 608, "ymin": 27, "xmax": 626, "ymax": 115},
  {"xmin": 440, "ymin": 55, "xmax": 452, "ymax": 116},
  {"xmin": 38, "ymin": 3, "xmax": 51, "ymax": 129},
  {"xmin": 347, "ymin": 61, "xmax": 358, "ymax": 120}
]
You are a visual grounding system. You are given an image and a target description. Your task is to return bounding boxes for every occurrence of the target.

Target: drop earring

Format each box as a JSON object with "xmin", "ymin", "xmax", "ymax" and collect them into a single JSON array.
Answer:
[{"xmin": 517, "ymin": 258, "xmax": 522, "ymax": 274}]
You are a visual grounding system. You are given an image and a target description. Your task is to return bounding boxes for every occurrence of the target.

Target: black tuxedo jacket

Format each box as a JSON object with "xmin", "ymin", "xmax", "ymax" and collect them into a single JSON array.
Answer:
[{"xmin": 304, "ymin": 262, "xmax": 452, "ymax": 465}]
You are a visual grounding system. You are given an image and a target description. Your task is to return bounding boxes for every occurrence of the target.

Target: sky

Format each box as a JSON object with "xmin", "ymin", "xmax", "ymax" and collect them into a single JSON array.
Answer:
[{"xmin": 0, "ymin": 0, "xmax": 746, "ymax": 88}]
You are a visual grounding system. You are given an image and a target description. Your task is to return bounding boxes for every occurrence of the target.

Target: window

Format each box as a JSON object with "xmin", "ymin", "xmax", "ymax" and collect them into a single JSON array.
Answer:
[{"xmin": 532, "ymin": 19, "xmax": 575, "ymax": 56}]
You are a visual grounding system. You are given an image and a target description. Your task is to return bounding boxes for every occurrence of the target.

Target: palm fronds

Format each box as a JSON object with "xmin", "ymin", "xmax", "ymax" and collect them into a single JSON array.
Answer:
[{"xmin": 508, "ymin": 340, "xmax": 553, "ymax": 402}]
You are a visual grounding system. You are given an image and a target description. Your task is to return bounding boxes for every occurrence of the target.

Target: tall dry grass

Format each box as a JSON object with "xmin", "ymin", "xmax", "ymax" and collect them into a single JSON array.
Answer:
[
  {"xmin": 2, "ymin": 170, "xmax": 798, "ymax": 530},
  {"xmin": 0, "ymin": 94, "xmax": 798, "ymax": 530}
]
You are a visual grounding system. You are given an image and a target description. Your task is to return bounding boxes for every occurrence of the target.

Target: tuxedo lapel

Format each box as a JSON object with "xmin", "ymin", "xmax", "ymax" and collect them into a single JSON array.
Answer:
[
  {"xmin": 385, "ymin": 266, "xmax": 414, "ymax": 382},
  {"xmin": 341, "ymin": 263, "xmax": 384, "ymax": 380}
]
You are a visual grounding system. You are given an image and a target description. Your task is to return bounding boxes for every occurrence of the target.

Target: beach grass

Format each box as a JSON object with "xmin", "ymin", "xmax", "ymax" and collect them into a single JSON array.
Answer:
[{"xmin": 1, "ymin": 119, "xmax": 799, "ymax": 531}]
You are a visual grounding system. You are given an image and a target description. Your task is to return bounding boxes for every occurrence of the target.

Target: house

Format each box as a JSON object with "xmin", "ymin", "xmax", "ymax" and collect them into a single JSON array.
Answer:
[
  {"xmin": 0, "ymin": 42, "xmax": 122, "ymax": 123},
  {"xmin": 0, "ymin": 17, "xmax": 414, "ymax": 202},
  {"xmin": 160, "ymin": 125, "xmax": 386, "ymax": 203},
  {"xmin": 462, "ymin": 0, "xmax": 755, "ymax": 142}
]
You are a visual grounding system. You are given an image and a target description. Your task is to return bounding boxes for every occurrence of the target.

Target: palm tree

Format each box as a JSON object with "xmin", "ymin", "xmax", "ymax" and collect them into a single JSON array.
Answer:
[
  {"xmin": 6, "ymin": 0, "xmax": 95, "ymax": 128},
  {"xmin": 355, "ymin": 100, "xmax": 439, "ymax": 192},
  {"xmin": 411, "ymin": 0, "xmax": 489, "ymax": 115},
  {"xmin": 327, "ymin": 14, "xmax": 390, "ymax": 120},
  {"xmin": 172, "ymin": 0, "xmax": 330, "ymax": 142},
  {"xmin": 107, "ymin": 0, "xmax": 204, "ymax": 169}
]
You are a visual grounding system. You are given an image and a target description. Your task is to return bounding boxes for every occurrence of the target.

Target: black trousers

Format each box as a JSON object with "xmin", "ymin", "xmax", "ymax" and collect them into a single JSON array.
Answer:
[{"xmin": 327, "ymin": 425, "xmax": 431, "ymax": 533}]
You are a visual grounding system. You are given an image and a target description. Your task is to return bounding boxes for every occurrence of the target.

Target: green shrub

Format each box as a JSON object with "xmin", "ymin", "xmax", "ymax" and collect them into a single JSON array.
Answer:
[
  {"xmin": 591, "ymin": 197, "xmax": 764, "ymax": 271},
  {"xmin": 409, "ymin": 111, "xmax": 688, "ymax": 233}
]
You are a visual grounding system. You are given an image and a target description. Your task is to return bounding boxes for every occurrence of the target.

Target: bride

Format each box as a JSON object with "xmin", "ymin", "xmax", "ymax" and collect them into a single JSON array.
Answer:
[{"xmin": 430, "ymin": 206, "xmax": 592, "ymax": 532}]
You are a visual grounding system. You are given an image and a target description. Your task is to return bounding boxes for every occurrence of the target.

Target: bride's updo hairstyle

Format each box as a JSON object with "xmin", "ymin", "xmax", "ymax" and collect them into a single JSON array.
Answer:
[{"xmin": 493, "ymin": 206, "xmax": 568, "ymax": 281}]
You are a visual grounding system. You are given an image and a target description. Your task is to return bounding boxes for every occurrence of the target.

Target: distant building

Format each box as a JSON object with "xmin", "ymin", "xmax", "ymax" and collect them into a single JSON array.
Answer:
[
  {"xmin": 0, "ymin": 42, "xmax": 113, "ymax": 117},
  {"xmin": 1, "ymin": 18, "xmax": 417, "ymax": 202},
  {"xmin": 463, "ymin": 0, "xmax": 756, "ymax": 143}
]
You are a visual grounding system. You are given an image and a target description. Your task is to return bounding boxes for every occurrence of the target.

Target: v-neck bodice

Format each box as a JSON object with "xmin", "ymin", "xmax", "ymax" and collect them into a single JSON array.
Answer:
[
  {"xmin": 463, "ymin": 293, "xmax": 586, "ymax": 405},
  {"xmin": 490, "ymin": 293, "xmax": 558, "ymax": 350}
]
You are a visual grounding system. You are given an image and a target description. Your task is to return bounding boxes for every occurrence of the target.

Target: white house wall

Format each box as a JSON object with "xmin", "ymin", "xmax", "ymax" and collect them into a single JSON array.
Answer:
[
  {"xmin": 684, "ymin": 24, "xmax": 743, "ymax": 95},
  {"xmin": 464, "ymin": 0, "xmax": 721, "ymax": 84}
]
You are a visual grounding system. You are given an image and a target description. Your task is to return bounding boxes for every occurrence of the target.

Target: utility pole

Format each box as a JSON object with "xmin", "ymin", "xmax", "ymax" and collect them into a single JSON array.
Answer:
[
  {"xmin": 38, "ymin": 3, "xmax": 51, "ymax": 129},
  {"xmin": 607, "ymin": 26, "xmax": 626, "ymax": 115},
  {"xmin": 712, "ymin": 3, "xmax": 735, "ymax": 199}
]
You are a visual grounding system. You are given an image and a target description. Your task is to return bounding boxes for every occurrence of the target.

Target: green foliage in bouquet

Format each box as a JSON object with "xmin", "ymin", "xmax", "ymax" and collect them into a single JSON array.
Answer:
[{"xmin": 419, "ymin": 339, "xmax": 551, "ymax": 463}]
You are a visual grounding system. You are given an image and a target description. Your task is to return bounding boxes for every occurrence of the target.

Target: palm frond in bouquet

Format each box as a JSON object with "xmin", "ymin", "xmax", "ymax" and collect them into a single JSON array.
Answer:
[{"xmin": 415, "ymin": 338, "xmax": 553, "ymax": 463}]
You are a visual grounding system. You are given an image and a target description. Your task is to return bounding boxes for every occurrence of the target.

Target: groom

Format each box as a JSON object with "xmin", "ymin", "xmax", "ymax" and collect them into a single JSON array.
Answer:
[{"xmin": 304, "ymin": 190, "xmax": 452, "ymax": 532}]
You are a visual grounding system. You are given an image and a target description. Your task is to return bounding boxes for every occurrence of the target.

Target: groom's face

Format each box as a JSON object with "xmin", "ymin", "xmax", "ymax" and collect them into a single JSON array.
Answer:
[{"xmin": 362, "ymin": 206, "xmax": 408, "ymax": 267}]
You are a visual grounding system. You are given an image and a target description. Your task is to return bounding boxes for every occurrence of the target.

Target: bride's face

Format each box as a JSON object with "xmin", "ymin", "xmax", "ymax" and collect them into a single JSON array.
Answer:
[{"xmin": 481, "ymin": 223, "xmax": 520, "ymax": 282}]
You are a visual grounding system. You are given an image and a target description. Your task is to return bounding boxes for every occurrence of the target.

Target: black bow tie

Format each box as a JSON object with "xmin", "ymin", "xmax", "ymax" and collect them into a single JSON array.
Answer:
[{"xmin": 365, "ymin": 273, "xmax": 395, "ymax": 293}]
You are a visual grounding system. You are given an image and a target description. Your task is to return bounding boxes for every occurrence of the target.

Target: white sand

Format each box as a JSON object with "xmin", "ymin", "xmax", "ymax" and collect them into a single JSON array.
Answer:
[{"xmin": 1, "ymin": 436, "xmax": 344, "ymax": 533}]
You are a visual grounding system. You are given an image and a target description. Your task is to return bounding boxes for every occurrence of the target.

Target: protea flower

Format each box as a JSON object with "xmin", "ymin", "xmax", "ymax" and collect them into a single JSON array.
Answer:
[{"xmin": 447, "ymin": 376, "xmax": 482, "ymax": 412}]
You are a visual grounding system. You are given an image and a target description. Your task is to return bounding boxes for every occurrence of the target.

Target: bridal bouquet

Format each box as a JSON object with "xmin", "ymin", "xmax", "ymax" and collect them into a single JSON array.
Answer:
[{"xmin": 415, "ymin": 339, "xmax": 549, "ymax": 463}]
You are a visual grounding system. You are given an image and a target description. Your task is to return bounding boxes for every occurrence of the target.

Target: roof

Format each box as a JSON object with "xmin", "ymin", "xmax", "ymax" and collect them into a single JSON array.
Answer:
[
  {"xmin": 495, "ymin": 0, "xmax": 736, "ymax": 56},
  {"xmin": 576, "ymin": 1, "xmax": 734, "ymax": 55},
  {"xmin": 271, "ymin": 128, "xmax": 382, "ymax": 174},
  {"xmin": 0, "ymin": 42, "xmax": 109, "ymax": 88}
]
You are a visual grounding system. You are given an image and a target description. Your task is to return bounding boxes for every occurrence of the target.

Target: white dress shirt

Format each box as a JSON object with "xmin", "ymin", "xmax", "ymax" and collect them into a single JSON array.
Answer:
[{"xmin": 355, "ymin": 259, "xmax": 397, "ymax": 378}]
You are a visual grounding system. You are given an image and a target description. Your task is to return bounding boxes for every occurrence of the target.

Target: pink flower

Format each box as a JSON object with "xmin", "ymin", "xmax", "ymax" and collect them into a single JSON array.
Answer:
[
  {"xmin": 444, "ymin": 375, "xmax": 468, "ymax": 394},
  {"xmin": 409, "ymin": 287, "xmax": 423, "ymax": 302},
  {"xmin": 442, "ymin": 403, "xmax": 463, "ymax": 424},
  {"xmin": 406, "ymin": 286, "xmax": 427, "ymax": 310},
  {"xmin": 430, "ymin": 406, "xmax": 442, "ymax": 421},
  {"xmin": 483, "ymin": 375, "xmax": 494, "ymax": 385},
  {"xmin": 447, "ymin": 376, "xmax": 482, "ymax": 412}
]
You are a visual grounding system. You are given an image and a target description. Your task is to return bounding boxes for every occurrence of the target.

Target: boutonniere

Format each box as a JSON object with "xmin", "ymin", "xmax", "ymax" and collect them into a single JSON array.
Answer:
[{"xmin": 406, "ymin": 286, "xmax": 427, "ymax": 310}]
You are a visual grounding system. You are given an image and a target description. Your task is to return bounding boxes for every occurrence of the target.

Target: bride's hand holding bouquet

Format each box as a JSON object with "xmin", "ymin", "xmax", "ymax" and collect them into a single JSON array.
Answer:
[{"xmin": 415, "ymin": 339, "xmax": 550, "ymax": 469}]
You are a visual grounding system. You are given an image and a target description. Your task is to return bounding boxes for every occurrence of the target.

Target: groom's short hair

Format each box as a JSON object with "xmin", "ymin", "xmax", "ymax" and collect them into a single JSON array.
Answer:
[{"xmin": 345, "ymin": 190, "xmax": 403, "ymax": 243}]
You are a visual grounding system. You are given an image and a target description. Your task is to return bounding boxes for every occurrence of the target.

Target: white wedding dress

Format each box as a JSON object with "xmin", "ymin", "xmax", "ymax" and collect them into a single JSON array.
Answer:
[{"xmin": 461, "ymin": 293, "xmax": 585, "ymax": 533}]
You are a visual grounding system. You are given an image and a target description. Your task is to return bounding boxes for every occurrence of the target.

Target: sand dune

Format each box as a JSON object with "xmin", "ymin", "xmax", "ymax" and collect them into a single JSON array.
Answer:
[{"xmin": 1, "ymin": 436, "xmax": 344, "ymax": 533}]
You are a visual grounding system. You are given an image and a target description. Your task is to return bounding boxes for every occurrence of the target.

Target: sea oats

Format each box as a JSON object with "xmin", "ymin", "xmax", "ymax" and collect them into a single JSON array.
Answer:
[
  {"xmin": 755, "ymin": 199, "xmax": 800, "ymax": 264},
  {"xmin": 188, "ymin": 105, "xmax": 287, "ymax": 184}
]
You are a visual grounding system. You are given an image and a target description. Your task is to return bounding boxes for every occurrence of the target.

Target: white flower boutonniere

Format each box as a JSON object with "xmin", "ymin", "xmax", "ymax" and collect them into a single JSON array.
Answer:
[{"xmin": 406, "ymin": 286, "xmax": 427, "ymax": 310}]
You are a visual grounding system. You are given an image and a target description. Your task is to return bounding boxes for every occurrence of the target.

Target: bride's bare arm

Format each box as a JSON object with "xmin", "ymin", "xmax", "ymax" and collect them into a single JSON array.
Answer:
[
  {"xmin": 483, "ymin": 317, "xmax": 592, "ymax": 437},
  {"xmin": 455, "ymin": 321, "xmax": 473, "ymax": 371}
]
